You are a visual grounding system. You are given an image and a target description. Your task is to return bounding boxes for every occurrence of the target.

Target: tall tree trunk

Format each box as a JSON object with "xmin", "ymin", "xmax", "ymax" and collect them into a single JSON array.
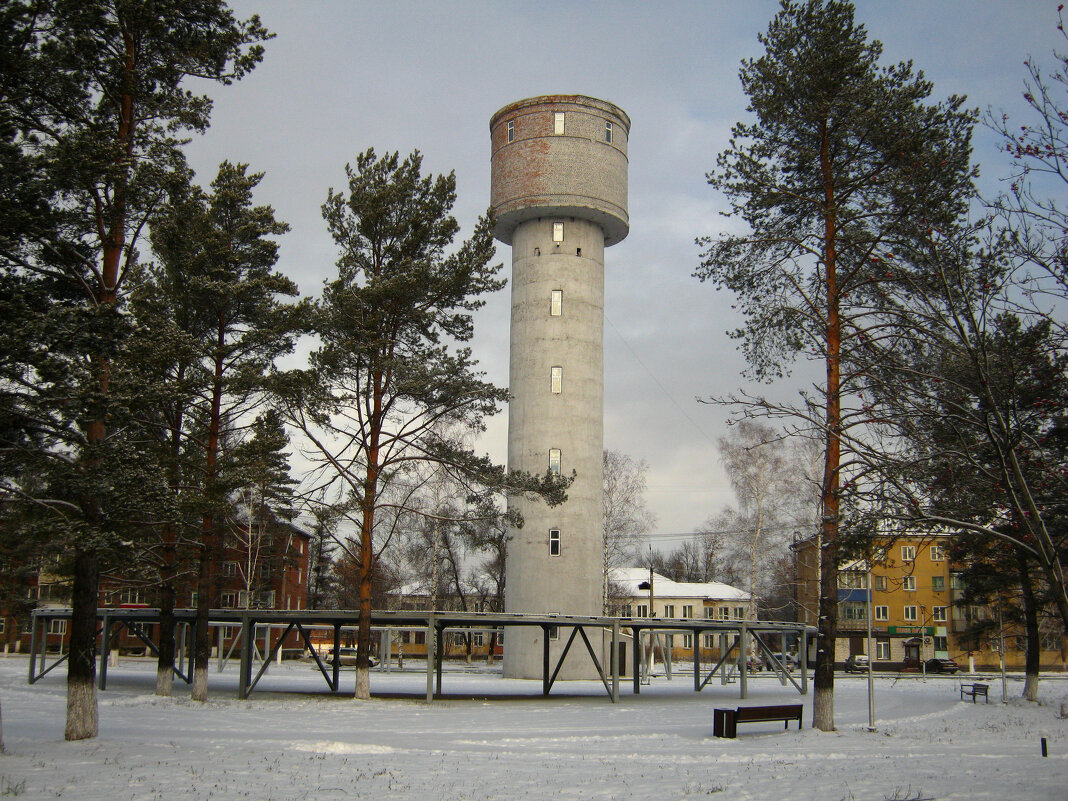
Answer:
[
  {"xmin": 1015, "ymin": 551, "xmax": 1041, "ymax": 702},
  {"xmin": 191, "ymin": 534, "xmax": 212, "ymax": 702},
  {"xmin": 355, "ymin": 373, "xmax": 383, "ymax": 701},
  {"xmin": 813, "ymin": 118, "xmax": 841, "ymax": 732},
  {"xmin": 156, "ymin": 575, "xmax": 175, "ymax": 697},
  {"xmin": 65, "ymin": 548, "xmax": 100, "ymax": 740},
  {"xmin": 193, "ymin": 348, "xmax": 225, "ymax": 702}
]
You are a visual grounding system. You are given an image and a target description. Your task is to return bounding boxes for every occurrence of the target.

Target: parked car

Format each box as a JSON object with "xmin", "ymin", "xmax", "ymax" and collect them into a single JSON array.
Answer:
[
  {"xmin": 844, "ymin": 654, "xmax": 870, "ymax": 673},
  {"xmin": 767, "ymin": 652, "xmax": 797, "ymax": 669},
  {"xmin": 925, "ymin": 657, "xmax": 959, "ymax": 674},
  {"xmin": 324, "ymin": 647, "xmax": 378, "ymax": 667}
]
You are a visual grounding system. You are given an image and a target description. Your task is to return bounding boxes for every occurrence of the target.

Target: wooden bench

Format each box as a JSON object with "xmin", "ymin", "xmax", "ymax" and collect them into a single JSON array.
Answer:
[
  {"xmin": 960, "ymin": 683, "xmax": 989, "ymax": 703},
  {"xmin": 713, "ymin": 704, "xmax": 803, "ymax": 738}
]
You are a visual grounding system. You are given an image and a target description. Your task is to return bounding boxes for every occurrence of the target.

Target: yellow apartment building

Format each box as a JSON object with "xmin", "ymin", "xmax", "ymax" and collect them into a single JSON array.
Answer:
[{"xmin": 794, "ymin": 534, "xmax": 1066, "ymax": 671}]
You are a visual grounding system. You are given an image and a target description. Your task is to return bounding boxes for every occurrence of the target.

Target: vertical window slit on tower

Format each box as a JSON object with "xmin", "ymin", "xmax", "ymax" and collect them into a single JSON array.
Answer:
[
  {"xmin": 507, "ymin": 119, "xmax": 514, "ymax": 142},
  {"xmin": 549, "ymin": 529, "xmax": 561, "ymax": 557},
  {"xmin": 576, "ymin": 247, "xmax": 581, "ymax": 256},
  {"xmin": 605, "ymin": 121, "xmax": 612, "ymax": 142},
  {"xmin": 548, "ymin": 448, "xmax": 561, "ymax": 474},
  {"xmin": 553, "ymin": 221, "xmax": 564, "ymax": 242},
  {"xmin": 550, "ymin": 366, "xmax": 562, "ymax": 394},
  {"xmin": 554, "ymin": 112, "xmax": 564, "ymax": 135},
  {"xmin": 550, "ymin": 289, "xmax": 562, "ymax": 316}
]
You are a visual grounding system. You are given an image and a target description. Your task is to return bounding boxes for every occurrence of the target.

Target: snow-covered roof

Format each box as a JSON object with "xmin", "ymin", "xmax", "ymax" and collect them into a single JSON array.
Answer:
[{"xmin": 609, "ymin": 567, "xmax": 750, "ymax": 602}]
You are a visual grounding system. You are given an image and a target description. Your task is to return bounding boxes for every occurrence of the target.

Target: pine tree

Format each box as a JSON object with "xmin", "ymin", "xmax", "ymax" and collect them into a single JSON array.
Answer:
[
  {"xmin": 0, "ymin": 0, "xmax": 270, "ymax": 739},
  {"xmin": 150, "ymin": 162, "xmax": 304, "ymax": 701},
  {"xmin": 695, "ymin": 0, "xmax": 975, "ymax": 730},
  {"xmin": 277, "ymin": 149, "xmax": 568, "ymax": 699}
]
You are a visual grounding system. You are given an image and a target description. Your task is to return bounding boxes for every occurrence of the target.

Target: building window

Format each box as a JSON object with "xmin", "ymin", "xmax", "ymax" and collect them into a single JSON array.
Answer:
[
  {"xmin": 930, "ymin": 544, "xmax": 946, "ymax": 561},
  {"xmin": 221, "ymin": 591, "xmax": 237, "ymax": 608},
  {"xmin": 472, "ymin": 631, "xmax": 484, "ymax": 647},
  {"xmin": 636, "ymin": 604, "xmax": 649, "ymax": 618},
  {"xmin": 605, "ymin": 120, "xmax": 612, "ymax": 142},
  {"xmin": 950, "ymin": 572, "xmax": 965, "ymax": 590},
  {"xmin": 0, "ymin": 618, "xmax": 5, "ymax": 635},
  {"xmin": 663, "ymin": 604, "xmax": 675, "ymax": 618},
  {"xmin": 840, "ymin": 571, "xmax": 867, "ymax": 589},
  {"xmin": 934, "ymin": 635, "xmax": 948, "ymax": 652},
  {"xmin": 703, "ymin": 633, "xmax": 715, "ymax": 648},
  {"xmin": 932, "ymin": 606, "xmax": 948, "ymax": 622},
  {"xmin": 549, "ymin": 529, "xmax": 561, "ymax": 557},
  {"xmin": 548, "ymin": 625, "xmax": 559, "ymax": 641},
  {"xmin": 548, "ymin": 448, "xmax": 561, "ymax": 474},
  {"xmin": 718, "ymin": 607, "xmax": 730, "ymax": 620},
  {"xmin": 550, "ymin": 289, "xmax": 562, "ymax": 316},
  {"xmin": 554, "ymin": 112, "xmax": 564, "ymax": 135},
  {"xmin": 681, "ymin": 605, "xmax": 693, "ymax": 619},
  {"xmin": 682, "ymin": 633, "xmax": 693, "ymax": 649},
  {"xmin": 932, "ymin": 575, "xmax": 945, "ymax": 592},
  {"xmin": 550, "ymin": 366, "xmax": 562, "ymax": 394},
  {"xmin": 841, "ymin": 603, "xmax": 867, "ymax": 621},
  {"xmin": 119, "ymin": 587, "xmax": 144, "ymax": 606},
  {"xmin": 552, "ymin": 221, "xmax": 564, "ymax": 242},
  {"xmin": 902, "ymin": 576, "xmax": 916, "ymax": 591},
  {"xmin": 904, "ymin": 605, "xmax": 918, "ymax": 622},
  {"xmin": 873, "ymin": 575, "xmax": 887, "ymax": 592},
  {"xmin": 48, "ymin": 619, "xmax": 67, "ymax": 635},
  {"xmin": 734, "ymin": 607, "xmax": 746, "ymax": 620},
  {"xmin": 221, "ymin": 561, "xmax": 237, "ymax": 578},
  {"xmin": 704, "ymin": 607, "xmax": 715, "ymax": 619},
  {"xmin": 507, "ymin": 119, "xmax": 514, "ymax": 142},
  {"xmin": 218, "ymin": 625, "xmax": 237, "ymax": 640},
  {"xmin": 260, "ymin": 563, "xmax": 271, "ymax": 580},
  {"xmin": 876, "ymin": 639, "xmax": 891, "ymax": 660},
  {"xmin": 621, "ymin": 605, "xmax": 632, "ymax": 618},
  {"xmin": 875, "ymin": 605, "xmax": 889, "ymax": 621},
  {"xmin": 901, "ymin": 545, "xmax": 916, "ymax": 562}
]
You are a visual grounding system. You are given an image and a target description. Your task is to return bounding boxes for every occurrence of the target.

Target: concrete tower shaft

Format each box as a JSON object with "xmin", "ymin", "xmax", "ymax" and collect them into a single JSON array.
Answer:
[{"xmin": 490, "ymin": 95, "xmax": 629, "ymax": 680}]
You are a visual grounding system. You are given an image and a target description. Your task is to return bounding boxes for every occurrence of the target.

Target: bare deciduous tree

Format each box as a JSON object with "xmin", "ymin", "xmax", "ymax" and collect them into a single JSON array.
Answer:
[{"xmin": 602, "ymin": 450, "xmax": 656, "ymax": 612}]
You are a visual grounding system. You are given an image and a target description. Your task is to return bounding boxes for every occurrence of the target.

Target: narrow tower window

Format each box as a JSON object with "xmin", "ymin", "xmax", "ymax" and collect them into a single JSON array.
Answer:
[
  {"xmin": 548, "ymin": 448, "xmax": 561, "ymax": 474},
  {"xmin": 507, "ymin": 119, "xmax": 515, "ymax": 142},
  {"xmin": 554, "ymin": 112, "xmax": 565, "ymax": 135},
  {"xmin": 605, "ymin": 121, "xmax": 613, "ymax": 143},
  {"xmin": 550, "ymin": 366, "xmax": 562, "ymax": 394},
  {"xmin": 549, "ymin": 529, "xmax": 561, "ymax": 557},
  {"xmin": 552, "ymin": 222, "xmax": 564, "ymax": 242},
  {"xmin": 550, "ymin": 289, "xmax": 562, "ymax": 316}
]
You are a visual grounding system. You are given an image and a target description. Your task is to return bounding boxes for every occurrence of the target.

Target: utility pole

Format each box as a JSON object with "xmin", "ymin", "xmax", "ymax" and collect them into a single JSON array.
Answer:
[{"xmin": 866, "ymin": 557, "xmax": 875, "ymax": 731}]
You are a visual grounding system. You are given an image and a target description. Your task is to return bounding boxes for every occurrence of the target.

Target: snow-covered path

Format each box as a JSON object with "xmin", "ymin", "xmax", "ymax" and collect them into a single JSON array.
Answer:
[{"xmin": 1, "ymin": 657, "xmax": 1065, "ymax": 800}]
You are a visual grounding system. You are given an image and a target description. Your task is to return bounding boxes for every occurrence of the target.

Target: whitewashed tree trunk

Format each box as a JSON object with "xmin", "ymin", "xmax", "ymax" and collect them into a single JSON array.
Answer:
[
  {"xmin": 355, "ymin": 665, "xmax": 370, "ymax": 700},
  {"xmin": 813, "ymin": 684, "xmax": 834, "ymax": 732},
  {"xmin": 156, "ymin": 665, "xmax": 174, "ymax": 697},
  {"xmin": 192, "ymin": 665, "xmax": 208, "ymax": 702},
  {"xmin": 64, "ymin": 674, "xmax": 98, "ymax": 741}
]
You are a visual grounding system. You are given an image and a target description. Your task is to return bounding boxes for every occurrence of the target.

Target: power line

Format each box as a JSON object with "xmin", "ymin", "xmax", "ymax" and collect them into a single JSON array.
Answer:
[{"xmin": 606, "ymin": 313, "xmax": 713, "ymax": 452}]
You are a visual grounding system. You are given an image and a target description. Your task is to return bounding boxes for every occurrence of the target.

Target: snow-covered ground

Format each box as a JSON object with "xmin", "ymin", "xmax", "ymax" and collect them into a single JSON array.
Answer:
[{"xmin": 1, "ymin": 655, "xmax": 1065, "ymax": 800}]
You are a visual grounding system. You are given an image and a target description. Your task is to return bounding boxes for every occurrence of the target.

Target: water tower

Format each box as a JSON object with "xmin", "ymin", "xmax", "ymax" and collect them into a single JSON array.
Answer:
[{"xmin": 489, "ymin": 95, "xmax": 629, "ymax": 679}]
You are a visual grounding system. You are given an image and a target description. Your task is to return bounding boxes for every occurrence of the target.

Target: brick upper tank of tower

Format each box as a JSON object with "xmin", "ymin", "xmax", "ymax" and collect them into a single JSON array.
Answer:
[{"xmin": 489, "ymin": 95, "xmax": 630, "ymax": 247}]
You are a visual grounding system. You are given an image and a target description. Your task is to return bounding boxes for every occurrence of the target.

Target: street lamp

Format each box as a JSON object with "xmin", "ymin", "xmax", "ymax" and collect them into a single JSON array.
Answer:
[{"xmin": 866, "ymin": 558, "xmax": 875, "ymax": 731}]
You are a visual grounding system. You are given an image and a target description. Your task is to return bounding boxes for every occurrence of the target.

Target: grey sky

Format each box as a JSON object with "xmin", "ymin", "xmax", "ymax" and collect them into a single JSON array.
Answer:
[{"xmin": 182, "ymin": 0, "xmax": 1059, "ymax": 541}]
